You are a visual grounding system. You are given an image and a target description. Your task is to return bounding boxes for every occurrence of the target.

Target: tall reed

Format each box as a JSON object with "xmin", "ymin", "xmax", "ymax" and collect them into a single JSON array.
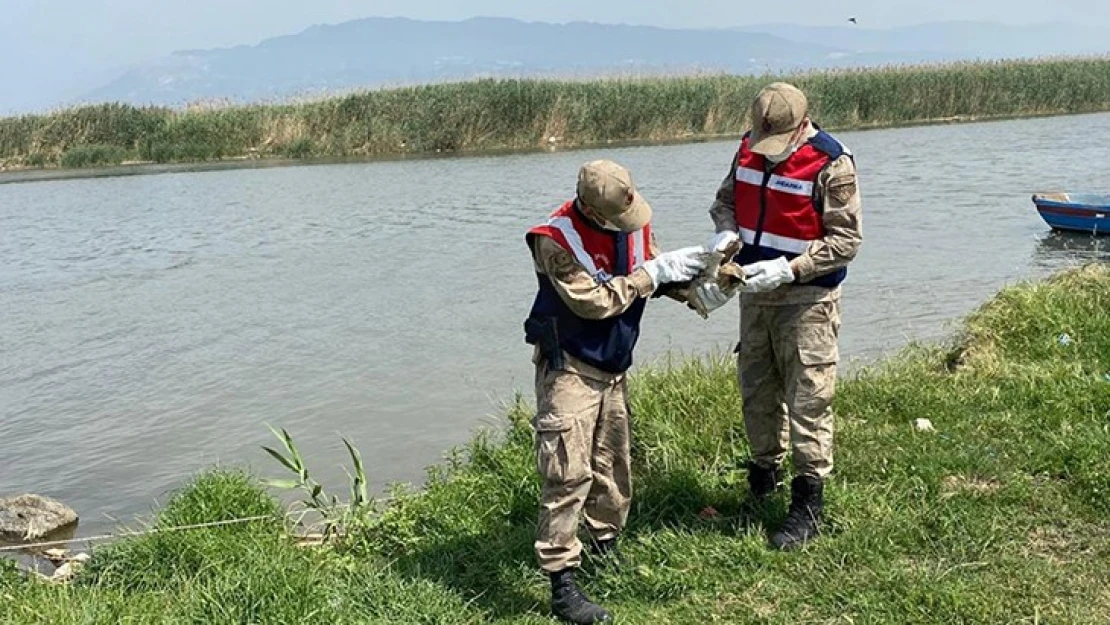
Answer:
[{"xmin": 2, "ymin": 56, "xmax": 1108, "ymax": 169}]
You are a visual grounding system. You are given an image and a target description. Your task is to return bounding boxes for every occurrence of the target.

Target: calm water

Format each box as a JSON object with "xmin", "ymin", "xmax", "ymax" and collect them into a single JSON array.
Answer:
[{"xmin": 2, "ymin": 113, "xmax": 1109, "ymax": 537}]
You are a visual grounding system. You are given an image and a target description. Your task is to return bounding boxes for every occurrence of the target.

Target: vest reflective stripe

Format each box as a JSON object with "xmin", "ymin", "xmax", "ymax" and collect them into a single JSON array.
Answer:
[
  {"xmin": 545, "ymin": 215, "xmax": 601, "ymax": 276},
  {"xmin": 738, "ymin": 226, "xmax": 810, "ymax": 255},
  {"xmin": 631, "ymin": 228, "xmax": 648, "ymax": 269},
  {"xmin": 735, "ymin": 166, "xmax": 815, "ymax": 198}
]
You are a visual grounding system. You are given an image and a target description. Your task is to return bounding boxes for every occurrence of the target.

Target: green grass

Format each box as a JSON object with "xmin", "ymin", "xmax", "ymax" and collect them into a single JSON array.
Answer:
[
  {"xmin": 3, "ymin": 56, "xmax": 1110, "ymax": 170},
  {"xmin": 3, "ymin": 264, "xmax": 1110, "ymax": 623}
]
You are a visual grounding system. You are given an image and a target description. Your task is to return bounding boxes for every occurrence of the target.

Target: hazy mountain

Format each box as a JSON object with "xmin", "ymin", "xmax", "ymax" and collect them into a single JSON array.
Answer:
[
  {"xmin": 79, "ymin": 17, "xmax": 843, "ymax": 108},
  {"xmin": 77, "ymin": 17, "xmax": 1110, "ymax": 109}
]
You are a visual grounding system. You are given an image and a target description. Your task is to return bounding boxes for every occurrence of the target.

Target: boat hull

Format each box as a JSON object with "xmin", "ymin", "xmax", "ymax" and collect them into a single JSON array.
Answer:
[{"xmin": 1032, "ymin": 193, "xmax": 1110, "ymax": 235}]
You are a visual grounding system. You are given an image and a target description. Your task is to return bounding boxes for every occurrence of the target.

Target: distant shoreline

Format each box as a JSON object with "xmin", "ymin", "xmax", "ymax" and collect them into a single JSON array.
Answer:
[
  {"xmin": 0, "ymin": 109, "xmax": 1100, "ymax": 187},
  {"xmin": 3, "ymin": 56, "xmax": 1110, "ymax": 185}
]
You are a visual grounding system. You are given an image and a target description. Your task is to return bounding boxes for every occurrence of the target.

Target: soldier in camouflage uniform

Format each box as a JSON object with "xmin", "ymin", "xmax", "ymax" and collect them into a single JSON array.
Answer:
[
  {"xmin": 524, "ymin": 159, "xmax": 707, "ymax": 623},
  {"xmin": 693, "ymin": 82, "xmax": 863, "ymax": 550}
]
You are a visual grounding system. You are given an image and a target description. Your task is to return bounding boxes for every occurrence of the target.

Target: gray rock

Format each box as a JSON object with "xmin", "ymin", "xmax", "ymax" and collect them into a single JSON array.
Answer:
[{"xmin": 0, "ymin": 494, "xmax": 78, "ymax": 541}]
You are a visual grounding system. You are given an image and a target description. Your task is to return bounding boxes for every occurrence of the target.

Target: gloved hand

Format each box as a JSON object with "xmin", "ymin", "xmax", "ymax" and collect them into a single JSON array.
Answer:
[
  {"xmin": 693, "ymin": 280, "xmax": 736, "ymax": 315},
  {"xmin": 740, "ymin": 257, "xmax": 795, "ymax": 293},
  {"xmin": 642, "ymin": 246, "xmax": 708, "ymax": 287},
  {"xmin": 705, "ymin": 230, "xmax": 740, "ymax": 254},
  {"xmin": 683, "ymin": 230, "xmax": 742, "ymax": 315}
]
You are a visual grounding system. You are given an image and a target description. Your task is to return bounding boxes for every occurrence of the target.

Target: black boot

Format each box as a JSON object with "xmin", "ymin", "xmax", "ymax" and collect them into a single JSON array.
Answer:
[
  {"xmin": 747, "ymin": 461, "xmax": 783, "ymax": 500},
  {"xmin": 550, "ymin": 568, "xmax": 611, "ymax": 624},
  {"xmin": 771, "ymin": 476, "xmax": 824, "ymax": 551}
]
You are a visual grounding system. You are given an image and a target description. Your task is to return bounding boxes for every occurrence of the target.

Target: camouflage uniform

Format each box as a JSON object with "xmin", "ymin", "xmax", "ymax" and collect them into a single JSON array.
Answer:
[
  {"xmin": 529, "ymin": 234, "xmax": 682, "ymax": 572},
  {"xmin": 710, "ymin": 124, "xmax": 862, "ymax": 479}
]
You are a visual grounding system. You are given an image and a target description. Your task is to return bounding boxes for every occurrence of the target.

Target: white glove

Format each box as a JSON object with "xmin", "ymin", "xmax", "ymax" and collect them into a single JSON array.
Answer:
[
  {"xmin": 642, "ymin": 246, "xmax": 709, "ymax": 287},
  {"xmin": 705, "ymin": 230, "xmax": 740, "ymax": 254},
  {"xmin": 693, "ymin": 280, "xmax": 736, "ymax": 314},
  {"xmin": 739, "ymin": 257, "xmax": 795, "ymax": 293}
]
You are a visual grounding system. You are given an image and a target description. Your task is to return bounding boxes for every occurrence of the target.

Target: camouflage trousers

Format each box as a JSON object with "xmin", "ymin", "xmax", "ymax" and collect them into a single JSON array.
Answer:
[
  {"xmin": 532, "ymin": 360, "xmax": 632, "ymax": 573},
  {"xmin": 738, "ymin": 299, "xmax": 841, "ymax": 479}
]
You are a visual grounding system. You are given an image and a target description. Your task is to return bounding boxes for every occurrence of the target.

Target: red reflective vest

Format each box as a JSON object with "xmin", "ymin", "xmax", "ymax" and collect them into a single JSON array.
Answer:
[
  {"xmin": 733, "ymin": 129, "xmax": 849, "ymax": 288},
  {"xmin": 528, "ymin": 200, "xmax": 653, "ymax": 281},
  {"xmin": 524, "ymin": 200, "xmax": 654, "ymax": 374}
]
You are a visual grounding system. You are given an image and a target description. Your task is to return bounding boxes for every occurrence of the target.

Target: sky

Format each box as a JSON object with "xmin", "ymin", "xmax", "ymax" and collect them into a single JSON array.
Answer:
[{"xmin": 2, "ymin": 0, "xmax": 1109, "ymax": 114}]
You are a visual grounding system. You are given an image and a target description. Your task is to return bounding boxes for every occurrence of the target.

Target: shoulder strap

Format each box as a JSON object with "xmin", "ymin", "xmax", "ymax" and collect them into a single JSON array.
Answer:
[{"xmin": 806, "ymin": 130, "xmax": 854, "ymax": 214}]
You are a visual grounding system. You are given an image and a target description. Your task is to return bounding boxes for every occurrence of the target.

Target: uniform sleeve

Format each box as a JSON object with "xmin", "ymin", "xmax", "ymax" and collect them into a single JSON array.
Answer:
[
  {"xmin": 532, "ymin": 236, "xmax": 656, "ymax": 320},
  {"xmin": 789, "ymin": 155, "xmax": 863, "ymax": 282},
  {"xmin": 708, "ymin": 152, "xmax": 739, "ymax": 233}
]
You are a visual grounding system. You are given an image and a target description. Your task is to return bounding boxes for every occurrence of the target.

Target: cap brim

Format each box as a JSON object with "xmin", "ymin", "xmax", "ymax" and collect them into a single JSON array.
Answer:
[
  {"xmin": 749, "ymin": 129, "xmax": 793, "ymax": 156},
  {"xmin": 608, "ymin": 191, "xmax": 652, "ymax": 233}
]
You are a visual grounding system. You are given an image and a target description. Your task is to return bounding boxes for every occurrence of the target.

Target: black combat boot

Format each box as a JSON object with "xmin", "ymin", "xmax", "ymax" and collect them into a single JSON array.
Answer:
[
  {"xmin": 747, "ymin": 461, "xmax": 783, "ymax": 500},
  {"xmin": 550, "ymin": 568, "xmax": 611, "ymax": 624},
  {"xmin": 771, "ymin": 476, "xmax": 824, "ymax": 551}
]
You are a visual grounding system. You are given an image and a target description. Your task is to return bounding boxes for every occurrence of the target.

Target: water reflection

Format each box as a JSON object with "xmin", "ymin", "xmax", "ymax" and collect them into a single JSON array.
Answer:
[{"xmin": 1031, "ymin": 230, "xmax": 1110, "ymax": 270}]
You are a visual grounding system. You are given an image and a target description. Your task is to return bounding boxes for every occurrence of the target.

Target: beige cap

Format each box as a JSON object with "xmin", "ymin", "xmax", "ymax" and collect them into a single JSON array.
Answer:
[
  {"xmin": 748, "ymin": 82, "xmax": 808, "ymax": 156},
  {"xmin": 576, "ymin": 159, "xmax": 652, "ymax": 232}
]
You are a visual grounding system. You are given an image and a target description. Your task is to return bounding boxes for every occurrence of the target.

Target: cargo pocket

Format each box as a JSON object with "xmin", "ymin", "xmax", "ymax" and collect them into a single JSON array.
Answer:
[
  {"xmin": 797, "ymin": 324, "xmax": 839, "ymax": 366},
  {"xmin": 794, "ymin": 330, "xmax": 834, "ymax": 364},
  {"xmin": 793, "ymin": 321, "xmax": 838, "ymax": 422},
  {"xmin": 534, "ymin": 413, "xmax": 573, "ymax": 485},
  {"xmin": 796, "ymin": 302, "xmax": 839, "ymax": 366}
]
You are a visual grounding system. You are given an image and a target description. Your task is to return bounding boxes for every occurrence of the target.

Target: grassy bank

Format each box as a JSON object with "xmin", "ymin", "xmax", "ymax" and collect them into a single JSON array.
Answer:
[
  {"xmin": 4, "ymin": 264, "xmax": 1110, "ymax": 623},
  {"xmin": 3, "ymin": 56, "xmax": 1110, "ymax": 171}
]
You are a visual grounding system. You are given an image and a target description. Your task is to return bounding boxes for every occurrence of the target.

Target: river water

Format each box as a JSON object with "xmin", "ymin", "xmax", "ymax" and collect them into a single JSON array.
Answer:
[{"xmin": 2, "ymin": 113, "xmax": 1109, "ymax": 538}]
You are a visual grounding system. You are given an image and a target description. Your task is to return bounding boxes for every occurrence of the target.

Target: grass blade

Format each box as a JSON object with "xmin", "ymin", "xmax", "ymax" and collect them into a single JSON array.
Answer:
[{"xmin": 261, "ymin": 446, "xmax": 299, "ymax": 474}]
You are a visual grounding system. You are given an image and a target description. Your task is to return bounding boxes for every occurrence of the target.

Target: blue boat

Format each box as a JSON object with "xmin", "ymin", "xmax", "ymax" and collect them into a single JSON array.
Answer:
[{"xmin": 1032, "ymin": 193, "xmax": 1110, "ymax": 235}]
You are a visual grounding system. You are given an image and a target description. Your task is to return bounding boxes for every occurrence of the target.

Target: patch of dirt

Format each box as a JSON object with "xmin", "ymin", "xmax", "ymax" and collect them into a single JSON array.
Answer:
[
  {"xmin": 940, "ymin": 475, "xmax": 1002, "ymax": 498},
  {"xmin": 1023, "ymin": 522, "xmax": 1110, "ymax": 566}
]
